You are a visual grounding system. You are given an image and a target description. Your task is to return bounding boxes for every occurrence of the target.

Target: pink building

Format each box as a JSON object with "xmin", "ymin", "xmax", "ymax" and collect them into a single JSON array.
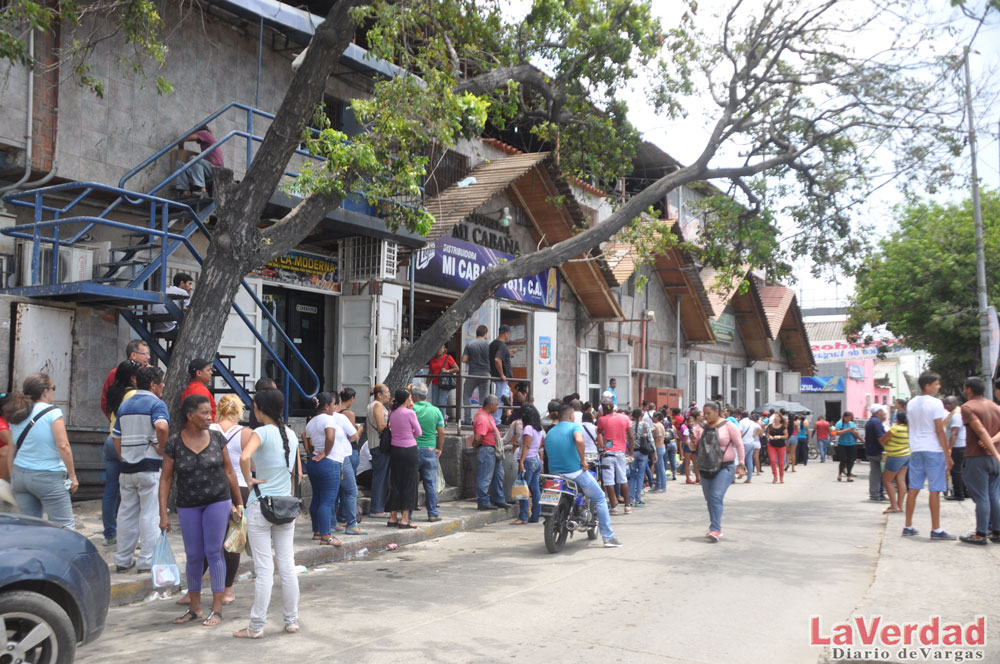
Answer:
[{"xmin": 845, "ymin": 359, "xmax": 891, "ymax": 419}]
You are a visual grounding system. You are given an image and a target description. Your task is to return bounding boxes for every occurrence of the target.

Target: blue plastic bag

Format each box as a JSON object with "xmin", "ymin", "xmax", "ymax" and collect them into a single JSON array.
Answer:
[{"xmin": 151, "ymin": 533, "xmax": 181, "ymax": 588}]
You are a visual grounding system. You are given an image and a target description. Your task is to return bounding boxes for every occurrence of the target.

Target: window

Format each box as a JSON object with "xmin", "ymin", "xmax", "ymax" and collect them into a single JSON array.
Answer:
[
  {"xmin": 588, "ymin": 351, "xmax": 603, "ymax": 405},
  {"xmin": 730, "ymin": 367, "xmax": 741, "ymax": 407},
  {"xmin": 775, "ymin": 371, "xmax": 784, "ymax": 396},
  {"xmin": 710, "ymin": 376, "xmax": 720, "ymax": 400},
  {"xmin": 755, "ymin": 370, "xmax": 766, "ymax": 404}
]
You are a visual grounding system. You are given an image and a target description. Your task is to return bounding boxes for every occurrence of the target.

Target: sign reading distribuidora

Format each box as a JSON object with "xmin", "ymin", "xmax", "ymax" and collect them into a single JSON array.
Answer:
[
  {"xmin": 810, "ymin": 615, "xmax": 986, "ymax": 662},
  {"xmin": 811, "ymin": 339, "xmax": 908, "ymax": 362}
]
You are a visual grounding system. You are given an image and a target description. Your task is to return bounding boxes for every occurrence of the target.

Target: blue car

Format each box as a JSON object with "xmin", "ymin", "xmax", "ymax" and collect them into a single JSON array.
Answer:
[{"xmin": 0, "ymin": 513, "xmax": 110, "ymax": 664}]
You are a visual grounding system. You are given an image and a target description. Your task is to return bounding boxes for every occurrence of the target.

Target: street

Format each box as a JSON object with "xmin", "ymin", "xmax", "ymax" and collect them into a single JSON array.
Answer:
[{"xmin": 78, "ymin": 461, "xmax": 998, "ymax": 664}]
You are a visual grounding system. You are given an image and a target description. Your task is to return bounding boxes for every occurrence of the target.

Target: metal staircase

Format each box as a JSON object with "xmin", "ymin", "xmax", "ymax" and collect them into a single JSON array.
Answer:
[{"xmin": 0, "ymin": 103, "xmax": 335, "ymax": 411}]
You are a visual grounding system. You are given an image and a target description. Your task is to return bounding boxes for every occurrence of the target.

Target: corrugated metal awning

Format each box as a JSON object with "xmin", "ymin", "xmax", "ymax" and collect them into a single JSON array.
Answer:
[{"xmin": 423, "ymin": 152, "xmax": 549, "ymax": 241}]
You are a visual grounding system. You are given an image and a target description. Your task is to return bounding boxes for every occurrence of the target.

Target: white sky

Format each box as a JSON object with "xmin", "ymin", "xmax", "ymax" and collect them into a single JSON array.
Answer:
[{"xmin": 623, "ymin": 0, "xmax": 1000, "ymax": 309}]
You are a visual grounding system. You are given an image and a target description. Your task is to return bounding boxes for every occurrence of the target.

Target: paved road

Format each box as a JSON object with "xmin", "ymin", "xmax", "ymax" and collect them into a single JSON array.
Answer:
[{"xmin": 77, "ymin": 460, "xmax": 988, "ymax": 663}]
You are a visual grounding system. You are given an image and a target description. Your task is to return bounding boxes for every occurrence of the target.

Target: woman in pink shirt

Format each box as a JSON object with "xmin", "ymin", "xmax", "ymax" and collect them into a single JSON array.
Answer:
[
  {"xmin": 387, "ymin": 388, "xmax": 422, "ymax": 529},
  {"xmin": 688, "ymin": 402, "xmax": 746, "ymax": 542}
]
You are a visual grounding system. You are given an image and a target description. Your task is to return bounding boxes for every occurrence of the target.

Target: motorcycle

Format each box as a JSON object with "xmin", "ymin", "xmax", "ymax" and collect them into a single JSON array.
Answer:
[{"xmin": 539, "ymin": 457, "xmax": 600, "ymax": 553}]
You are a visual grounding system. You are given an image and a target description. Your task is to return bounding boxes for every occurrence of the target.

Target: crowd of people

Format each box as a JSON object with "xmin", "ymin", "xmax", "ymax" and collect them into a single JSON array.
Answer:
[{"xmin": 4, "ymin": 334, "xmax": 1000, "ymax": 638}]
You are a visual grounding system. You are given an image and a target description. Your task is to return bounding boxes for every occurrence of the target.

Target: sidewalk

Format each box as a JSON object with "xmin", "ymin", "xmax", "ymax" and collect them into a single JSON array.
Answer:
[
  {"xmin": 818, "ymin": 492, "xmax": 1000, "ymax": 663},
  {"xmin": 71, "ymin": 490, "xmax": 521, "ymax": 607}
]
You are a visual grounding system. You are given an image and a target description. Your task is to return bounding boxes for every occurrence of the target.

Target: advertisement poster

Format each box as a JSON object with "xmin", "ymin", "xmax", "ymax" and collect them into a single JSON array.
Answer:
[
  {"xmin": 710, "ymin": 313, "xmax": 736, "ymax": 342},
  {"xmin": 414, "ymin": 236, "xmax": 559, "ymax": 309},
  {"xmin": 800, "ymin": 376, "xmax": 846, "ymax": 393},
  {"xmin": 250, "ymin": 250, "xmax": 339, "ymax": 293},
  {"xmin": 538, "ymin": 336, "xmax": 552, "ymax": 365}
]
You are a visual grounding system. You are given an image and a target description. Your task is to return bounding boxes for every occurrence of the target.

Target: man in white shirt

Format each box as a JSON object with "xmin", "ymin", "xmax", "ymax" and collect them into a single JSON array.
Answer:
[
  {"xmin": 944, "ymin": 395, "xmax": 968, "ymax": 502},
  {"xmin": 151, "ymin": 272, "xmax": 193, "ymax": 340},
  {"xmin": 902, "ymin": 371, "xmax": 956, "ymax": 540}
]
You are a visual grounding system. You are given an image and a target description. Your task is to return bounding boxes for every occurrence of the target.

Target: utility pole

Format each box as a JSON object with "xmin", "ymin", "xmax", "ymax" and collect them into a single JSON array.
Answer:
[{"xmin": 963, "ymin": 46, "xmax": 992, "ymax": 382}]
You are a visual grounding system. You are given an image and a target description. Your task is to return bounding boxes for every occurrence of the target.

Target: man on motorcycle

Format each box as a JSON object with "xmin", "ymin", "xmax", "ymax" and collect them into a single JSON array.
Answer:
[{"xmin": 546, "ymin": 403, "xmax": 622, "ymax": 548}]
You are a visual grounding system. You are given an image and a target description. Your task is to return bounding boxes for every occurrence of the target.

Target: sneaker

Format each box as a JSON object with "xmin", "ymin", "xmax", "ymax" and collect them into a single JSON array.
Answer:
[
  {"xmin": 103, "ymin": 537, "xmax": 117, "ymax": 547},
  {"xmin": 115, "ymin": 561, "xmax": 136, "ymax": 573},
  {"xmin": 959, "ymin": 533, "xmax": 988, "ymax": 546},
  {"xmin": 901, "ymin": 526, "xmax": 918, "ymax": 537},
  {"xmin": 944, "ymin": 495, "xmax": 965, "ymax": 501},
  {"xmin": 608, "ymin": 507, "xmax": 619, "ymax": 515},
  {"xmin": 477, "ymin": 504, "xmax": 498, "ymax": 511},
  {"xmin": 623, "ymin": 506, "xmax": 632, "ymax": 514},
  {"xmin": 930, "ymin": 530, "xmax": 957, "ymax": 541},
  {"xmin": 989, "ymin": 531, "xmax": 1000, "ymax": 543},
  {"xmin": 603, "ymin": 537, "xmax": 623, "ymax": 548},
  {"xmin": 706, "ymin": 531, "xmax": 720, "ymax": 543}
]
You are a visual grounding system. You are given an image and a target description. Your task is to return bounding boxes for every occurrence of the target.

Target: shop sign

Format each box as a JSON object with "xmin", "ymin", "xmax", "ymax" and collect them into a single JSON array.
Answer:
[
  {"xmin": 800, "ymin": 376, "xmax": 845, "ymax": 393},
  {"xmin": 710, "ymin": 313, "xmax": 736, "ymax": 342},
  {"xmin": 250, "ymin": 250, "xmax": 339, "ymax": 293},
  {"xmin": 414, "ymin": 236, "xmax": 559, "ymax": 309}
]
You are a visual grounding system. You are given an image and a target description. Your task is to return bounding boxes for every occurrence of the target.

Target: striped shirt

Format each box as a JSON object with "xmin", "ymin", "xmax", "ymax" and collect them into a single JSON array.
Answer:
[
  {"xmin": 113, "ymin": 390, "xmax": 169, "ymax": 473},
  {"xmin": 884, "ymin": 424, "xmax": 910, "ymax": 457}
]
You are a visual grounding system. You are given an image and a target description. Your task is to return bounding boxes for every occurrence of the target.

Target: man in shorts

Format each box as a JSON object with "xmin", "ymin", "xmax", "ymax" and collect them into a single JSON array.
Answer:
[
  {"xmin": 597, "ymin": 400, "xmax": 633, "ymax": 514},
  {"xmin": 902, "ymin": 371, "xmax": 956, "ymax": 540}
]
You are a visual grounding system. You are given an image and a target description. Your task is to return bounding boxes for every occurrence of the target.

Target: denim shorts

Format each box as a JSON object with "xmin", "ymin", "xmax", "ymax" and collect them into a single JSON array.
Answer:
[
  {"xmin": 907, "ymin": 451, "xmax": 946, "ymax": 492},
  {"xmin": 884, "ymin": 455, "xmax": 909, "ymax": 473}
]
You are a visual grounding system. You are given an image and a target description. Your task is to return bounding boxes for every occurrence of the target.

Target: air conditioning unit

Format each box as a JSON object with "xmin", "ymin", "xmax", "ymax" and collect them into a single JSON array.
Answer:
[
  {"xmin": 18, "ymin": 243, "xmax": 96, "ymax": 286},
  {"xmin": 339, "ymin": 236, "xmax": 398, "ymax": 283}
]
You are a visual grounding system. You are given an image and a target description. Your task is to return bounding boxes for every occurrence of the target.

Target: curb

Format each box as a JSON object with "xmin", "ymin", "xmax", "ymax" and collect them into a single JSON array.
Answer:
[{"xmin": 109, "ymin": 502, "xmax": 516, "ymax": 607}]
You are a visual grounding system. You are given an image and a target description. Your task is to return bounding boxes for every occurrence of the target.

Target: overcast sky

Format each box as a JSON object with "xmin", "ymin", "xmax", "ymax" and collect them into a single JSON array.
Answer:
[{"xmin": 623, "ymin": 0, "xmax": 1000, "ymax": 309}]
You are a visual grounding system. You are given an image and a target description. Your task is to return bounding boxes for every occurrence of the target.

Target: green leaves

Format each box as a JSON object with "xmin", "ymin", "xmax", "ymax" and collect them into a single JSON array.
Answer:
[{"xmin": 846, "ymin": 190, "xmax": 1000, "ymax": 389}]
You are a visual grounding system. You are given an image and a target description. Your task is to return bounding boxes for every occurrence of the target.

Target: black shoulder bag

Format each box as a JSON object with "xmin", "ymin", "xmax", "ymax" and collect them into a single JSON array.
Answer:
[{"xmin": 253, "ymin": 437, "xmax": 302, "ymax": 525}]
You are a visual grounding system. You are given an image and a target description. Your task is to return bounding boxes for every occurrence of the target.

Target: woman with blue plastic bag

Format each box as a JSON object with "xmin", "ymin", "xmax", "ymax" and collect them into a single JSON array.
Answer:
[
  {"xmin": 511, "ymin": 404, "xmax": 545, "ymax": 525},
  {"xmin": 159, "ymin": 394, "xmax": 244, "ymax": 627},
  {"xmin": 234, "ymin": 388, "xmax": 301, "ymax": 639}
]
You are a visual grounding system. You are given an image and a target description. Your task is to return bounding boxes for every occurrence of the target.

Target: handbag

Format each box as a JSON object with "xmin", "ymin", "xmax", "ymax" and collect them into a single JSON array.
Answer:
[
  {"xmin": 252, "ymin": 444, "xmax": 302, "ymax": 525},
  {"xmin": 223, "ymin": 513, "xmax": 247, "ymax": 553},
  {"xmin": 378, "ymin": 422, "xmax": 393, "ymax": 455},
  {"xmin": 438, "ymin": 357, "xmax": 457, "ymax": 390}
]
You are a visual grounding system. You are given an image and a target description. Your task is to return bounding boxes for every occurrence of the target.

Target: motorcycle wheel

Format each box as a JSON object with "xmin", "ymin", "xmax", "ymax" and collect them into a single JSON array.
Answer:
[
  {"xmin": 808, "ymin": 445, "xmax": 819, "ymax": 460},
  {"xmin": 543, "ymin": 499, "xmax": 571, "ymax": 553}
]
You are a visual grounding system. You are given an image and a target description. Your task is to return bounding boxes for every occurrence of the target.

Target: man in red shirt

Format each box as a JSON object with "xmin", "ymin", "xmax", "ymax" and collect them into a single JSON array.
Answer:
[
  {"xmin": 814, "ymin": 415, "xmax": 831, "ymax": 463},
  {"xmin": 181, "ymin": 358, "xmax": 216, "ymax": 421},
  {"xmin": 101, "ymin": 340, "xmax": 151, "ymax": 419},
  {"xmin": 597, "ymin": 400, "xmax": 634, "ymax": 514},
  {"xmin": 473, "ymin": 395, "xmax": 509, "ymax": 510}
]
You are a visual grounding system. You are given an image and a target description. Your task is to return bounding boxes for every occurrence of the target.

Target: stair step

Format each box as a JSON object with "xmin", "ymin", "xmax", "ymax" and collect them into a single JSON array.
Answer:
[{"xmin": 111, "ymin": 243, "xmax": 159, "ymax": 253}]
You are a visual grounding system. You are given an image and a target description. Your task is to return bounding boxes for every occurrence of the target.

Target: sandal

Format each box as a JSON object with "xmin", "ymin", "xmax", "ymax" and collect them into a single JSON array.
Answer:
[
  {"xmin": 202, "ymin": 610, "xmax": 223, "ymax": 627},
  {"xmin": 312, "ymin": 533, "xmax": 323, "ymax": 541},
  {"xmin": 318, "ymin": 536, "xmax": 342, "ymax": 546},
  {"xmin": 386, "ymin": 520, "xmax": 399, "ymax": 528},
  {"xmin": 285, "ymin": 622, "xmax": 299, "ymax": 634},
  {"xmin": 173, "ymin": 610, "xmax": 203, "ymax": 625},
  {"xmin": 233, "ymin": 626, "xmax": 264, "ymax": 639},
  {"xmin": 846, "ymin": 477, "xmax": 854, "ymax": 482},
  {"xmin": 883, "ymin": 507, "xmax": 902, "ymax": 514},
  {"xmin": 399, "ymin": 522, "xmax": 418, "ymax": 529},
  {"xmin": 510, "ymin": 519, "xmax": 527, "ymax": 525}
]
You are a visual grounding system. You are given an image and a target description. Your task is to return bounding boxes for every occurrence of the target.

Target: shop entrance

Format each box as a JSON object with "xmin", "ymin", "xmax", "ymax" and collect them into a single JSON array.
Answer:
[
  {"xmin": 499, "ymin": 307, "xmax": 530, "ymax": 399},
  {"xmin": 262, "ymin": 286, "xmax": 326, "ymax": 416}
]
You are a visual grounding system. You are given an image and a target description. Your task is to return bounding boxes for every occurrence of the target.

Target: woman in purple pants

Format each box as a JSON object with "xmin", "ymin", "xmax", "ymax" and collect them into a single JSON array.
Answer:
[{"xmin": 159, "ymin": 394, "xmax": 243, "ymax": 627}]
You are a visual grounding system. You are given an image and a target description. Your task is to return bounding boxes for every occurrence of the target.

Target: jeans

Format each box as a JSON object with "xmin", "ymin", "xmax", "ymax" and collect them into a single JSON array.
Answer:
[
  {"xmin": 654, "ymin": 446, "xmax": 668, "ymax": 491},
  {"xmin": 11, "ymin": 467, "xmax": 75, "ymax": 529},
  {"xmin": 665, "ymin": 442, "xmax": 678, "ymax": 479},
  {"xmin": 431, "ymin": 384, "xmax": 453, "ymax": 416},
  {"xmin": 963, "ymin": 456, "xmax": 1000, "ymax": 535},
  {"xmin": 337, "ymin": 459, "xmax": 359, "ymax": 528},
  {"xmin": 114, "ymin": 470, "xmax": 161, "ymax": 569},
  {"xmin": 475, "ymin": 445, "xmax": 505, "ymax": 506},
  {"xmin": 369, "ymin": 447, "xmax": 390, "ymax": 514},
  {"xmin": 951, "ymin": 447, "xmax": 967, "ymax": 499},
  {"xmin": 173, "ymin": 158, "xmax": 212, "ymax": 191},
  {"xmin": 246, "ymin": 503, "xmax": 299, "ymax": 631},
  {"xmin": 417, "ymin": 447, "xmax": 439, "ymax": 517},
  {"xmin": 493, "ymin": 381, "xmax": 511, "ymax": 425},
  {"xmin": 518, "ymin": 457, "xmax": 542, "ymax": 521},
  {"xmin": 562, "ymin": 469, "xmax": 614, "ymax": 540},
  {"xmin": 817, "ymin": 438, "xmax": 829, "ymax": 462},
  {"xmin": 700, "ymin": 463, "xmax": 736, "ymax": 532},
  {"xmin": 628, "ymin": 451, "xmax": 649, "ymax": 504},
  {"xmin": 306, "ymin": 458, "xmax": 341, "ymax": 536},
  {"xmin": 176, "ymin": 499, "xmax": 231, "ymax": 593},
  {"xmin": 101, "ymin": 436, "xmax": 121, "ymax": 539},
  {"xmin": 462, "ymin": 376, "xmax": 491, "ymax": 425},
  {"xmin": 336, "ymin": 449, "xmax": 361, "ymax": 525},
  {"xmin": 744, "ymin": 446, "xmax": 756, "ymax": 480},
  {"xmin": 867, "ymin": 454, "xmax": 885, "ymax": 499}
]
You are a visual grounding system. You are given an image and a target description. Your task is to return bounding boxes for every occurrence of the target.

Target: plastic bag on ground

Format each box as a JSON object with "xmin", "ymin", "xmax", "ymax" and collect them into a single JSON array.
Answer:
[{"xmin": 151, "ymin": 533, "xmax": 181, "ymax": 588}]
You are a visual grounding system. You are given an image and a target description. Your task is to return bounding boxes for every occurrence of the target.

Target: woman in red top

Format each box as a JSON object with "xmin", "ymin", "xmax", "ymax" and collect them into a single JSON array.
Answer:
[
  {"xmin": 181, "ymin": 358, "xmax": 217, "ymax": 421},
  {"xmin": 428, "ymin": 344, "xmax": 458, "ymax": 422}
]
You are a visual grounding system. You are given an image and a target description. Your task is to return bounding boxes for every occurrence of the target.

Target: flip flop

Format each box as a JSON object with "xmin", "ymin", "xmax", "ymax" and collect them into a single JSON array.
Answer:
[
  {"xmin": 399, "ymin": 522, "xmax": 418, "ymax": 529},
  {"xmin": 202, "ymin": 610, "xmax": 223, "ymax": 627},
  {"xmin": 318, "ymin": 536, "xmax": 342, "ymax": 546},
  {"xmin": 173, "ymin": 610, "xmax": 203, "ymax": 625}
]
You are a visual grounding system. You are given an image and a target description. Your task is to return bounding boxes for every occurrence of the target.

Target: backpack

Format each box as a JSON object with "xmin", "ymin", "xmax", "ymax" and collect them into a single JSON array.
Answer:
[{"xmin": 696, "ymin": 424, "xmax": 733, "ymax": 477}]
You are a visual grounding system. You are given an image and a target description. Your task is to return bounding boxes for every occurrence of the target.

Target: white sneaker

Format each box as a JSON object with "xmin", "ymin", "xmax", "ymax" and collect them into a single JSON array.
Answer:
[{"xmin": 603, "ymin": 537, "xmax": 623, "ymax": 548}]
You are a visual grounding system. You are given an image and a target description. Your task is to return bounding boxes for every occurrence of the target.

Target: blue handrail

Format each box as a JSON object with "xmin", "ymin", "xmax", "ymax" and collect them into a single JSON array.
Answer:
[{"xmin": 0, "ymin": 182, "xmax": 322, "ymax": 403}]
